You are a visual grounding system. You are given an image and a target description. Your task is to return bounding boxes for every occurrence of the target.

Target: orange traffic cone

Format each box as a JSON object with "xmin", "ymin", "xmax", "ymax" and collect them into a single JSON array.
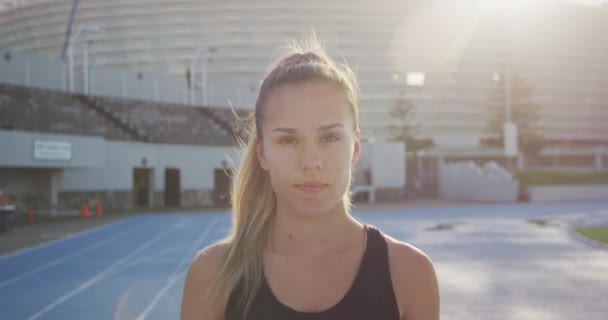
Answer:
[
  {"xmin": 95, "ymin": 200, "xmax": 103, "ymax": 217},
  {"xmin": 27, "ymin": 207, "xmax": 35, "ymax": 222},
  {"xmin": 81, "ymin": 201, "xmax": 90, "ymax": 218}
]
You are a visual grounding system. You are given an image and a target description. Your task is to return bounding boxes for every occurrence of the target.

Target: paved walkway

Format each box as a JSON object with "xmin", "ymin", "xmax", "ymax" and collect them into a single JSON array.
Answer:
[{"xmin": 358, "ymin": 201, "xmax": 608, "ymax": 320}]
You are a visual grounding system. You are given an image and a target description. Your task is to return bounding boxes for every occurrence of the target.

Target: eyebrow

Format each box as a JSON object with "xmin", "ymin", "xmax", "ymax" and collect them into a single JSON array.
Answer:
[{"xmin": 271, "ymin": 123, "xmax": 345, "ymax": 133}]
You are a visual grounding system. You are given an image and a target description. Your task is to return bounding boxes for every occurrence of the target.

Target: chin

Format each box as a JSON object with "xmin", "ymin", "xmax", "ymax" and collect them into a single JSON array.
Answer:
[{"xmin": 290, "ymin": 197, "xmax": 343, "ymax": 218}]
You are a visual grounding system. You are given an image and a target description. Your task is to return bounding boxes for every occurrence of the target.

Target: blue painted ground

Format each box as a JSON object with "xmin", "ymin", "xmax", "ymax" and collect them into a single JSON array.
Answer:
[{"xmin": 1, "ymin": 201, "xmax": 607, "ymax": 320}]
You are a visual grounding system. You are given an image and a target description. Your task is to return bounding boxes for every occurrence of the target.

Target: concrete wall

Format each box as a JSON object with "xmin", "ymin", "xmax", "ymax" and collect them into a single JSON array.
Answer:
[
  {"xmin": 0, "ymin": 168, "xmax": 63, "ymax": 211},
  {"xmin": 528, "ymin": 185, "xmax": 608, "ymax": 202},
  {"xmin": 0, "ymin": 129, "xmax": 238, "ymax": 210},
  {"xmin": 0, "ymin": 130, "xmax": 105, "ymax": 168},
  {"xmin": 206, "ymin": 74, "xmax": 257, "ymax": 108},
  {"xmin": 439, "ymin": 161, "xmax": 519, "ymax": 202},
  {"xmin": 0, "ymin": 169, "xmax": 53, "ymax": 194},
  {"xmin": 352, "ymin": 142, "xmax": 406, "ymax": 188},
  {"xmin": 1, "ymin": 50, "xmax": 190, "ymax": 105},
  {"xmin": 1, "ymin": 130, "xmax": 407, "ymax": 209},
  {"xmin": 56, "ymin": 140, "xmax": 237, "ymax": 210},
  {"xmin": 370, "ymin": 142, "xmax": 406, "ymax": 188},
  {"xmin": 351, "ymin": 142, "xmax": 406, "ymax": 202},
  {"xmin": 0, "ymin": 50, "xmax": 65, "ymax": 91},
  {"xmin": 91, "ymin": 68, "xmax": 189, "ymax": 104},
  {"xmin": 59, "ymin": 140, "xmax": 237, "ymax": 191}
]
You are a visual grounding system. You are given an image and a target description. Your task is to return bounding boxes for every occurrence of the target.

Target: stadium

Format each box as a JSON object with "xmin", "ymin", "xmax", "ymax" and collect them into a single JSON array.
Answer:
[
  {"xmin": 1, "ymin": 2, "xmax": 608, "ymax": 320},
  {"xmin": 1, "ymin": 0, "xmax": 608, "ymax": 212}
]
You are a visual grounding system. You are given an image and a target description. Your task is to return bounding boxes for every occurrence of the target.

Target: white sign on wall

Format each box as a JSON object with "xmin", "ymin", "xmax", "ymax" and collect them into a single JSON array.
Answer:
[{"xmin": 34, "ymin": 140, "xmax": 72, "ymax": 161}]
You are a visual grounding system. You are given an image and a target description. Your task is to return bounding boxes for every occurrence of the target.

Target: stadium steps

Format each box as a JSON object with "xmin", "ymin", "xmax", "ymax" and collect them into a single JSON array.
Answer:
[
  {"xmin": 75, "ymin": 94, "xmax": 149, "ymax": 142},
  {"xmin": 194, "ymin": 107, "xmax": 239, "ymax": 139},
  {"xmin": 199, "ymin": 107, "xmax": 250, "ymax": 142}
]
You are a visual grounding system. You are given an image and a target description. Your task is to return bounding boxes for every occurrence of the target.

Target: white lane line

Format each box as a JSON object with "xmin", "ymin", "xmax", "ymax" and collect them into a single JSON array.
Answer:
[
  {"xmin": 95, "ymin": 217, "xmax": 206, "ymax": 278},
  {"xmin": 135, "ymin": 217, "xmax": 219, "ymax": 320},
  {"xmin": 135, "ymin": 269, "xmax": 189, "ymax": 320},
  {"xmin": 25, "ymin": 219, "xmax": 187, "ymax": 320},
  {"xmin": 116, "ymin": 243, "xmax": 192, "ymax": 266},
  {"xmin": 0, "ymin": 216, "xmax": 139, "ymax": 261},
  {"xmin": 0, "ymin": 219, "xmax": 152, "ymax": 288}
]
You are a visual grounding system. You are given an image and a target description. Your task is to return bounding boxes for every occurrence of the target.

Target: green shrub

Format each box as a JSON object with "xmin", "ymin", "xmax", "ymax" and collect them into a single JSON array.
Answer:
[
  {"xmin": 514, "ymin": 170, "xmax": 608, "ymax": 193},
  {"xmin": 575, "ymin": 228, "xmax": 608, "ymax": 244}
]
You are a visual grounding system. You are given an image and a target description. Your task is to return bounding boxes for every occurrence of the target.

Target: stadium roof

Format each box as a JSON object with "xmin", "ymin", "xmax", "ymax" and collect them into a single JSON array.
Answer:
[
  {"xmin": 1, "ymin": 0, "xmax": 608, "ymax": 12},
  {"xmin": 0, "ymin": 0, "xmax": 40, "ymax": 12}
]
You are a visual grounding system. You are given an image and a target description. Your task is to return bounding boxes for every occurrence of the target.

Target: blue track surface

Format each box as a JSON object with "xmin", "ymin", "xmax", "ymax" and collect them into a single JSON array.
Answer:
[{"xmin": 1, "ymin": 201, "xmax": 607, "ymax": 320}]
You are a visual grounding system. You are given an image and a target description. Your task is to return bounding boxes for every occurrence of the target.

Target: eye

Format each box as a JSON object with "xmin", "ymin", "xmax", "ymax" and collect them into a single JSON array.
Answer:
[
  {"xmin": 278, "ymin": 136, "xmax": 297, "ymax": 144},
  {"xmin": 321, "ymin": 134, "xmax": 339, "ymax": 143}
]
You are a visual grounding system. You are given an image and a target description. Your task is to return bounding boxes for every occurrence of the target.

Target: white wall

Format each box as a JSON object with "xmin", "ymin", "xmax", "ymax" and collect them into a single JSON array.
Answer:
[
  {"xmin": 0, "ymin": 50, "xmax": 64, "ymax": 91},
  {"xmin": 59, "ymin": 140, "xmax": 238, "ymax": 191},
  {"xmin": 434, "ymin": 133, "xmax": 479, "ymax": 149},
  {"xmin": 370, "ymin": 142, "xmax": 406, "ymax": 188},
  {"xmin": 1, "ymin": 50, "xmax": 190, "ymax": 105},
  {"xmin": 0, "ymin": 130, "xmax": 105, "ymax": 168},
  {"xmin": 439, "ymin": 161, "xmax": 519, "ymax": 202}
]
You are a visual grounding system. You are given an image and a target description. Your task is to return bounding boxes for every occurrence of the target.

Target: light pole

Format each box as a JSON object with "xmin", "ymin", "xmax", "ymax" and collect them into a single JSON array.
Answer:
[
  {"xmin": 189, "ymin": 46, "xmax": 217, "ymax": 105},
  {"xmin": 493, "ymin": 63, "xmax": 518, "ymax": 165},
  {"xmin": 82, "ymin": 26, "xmax": 100, "ymax": 95},
  {"xmin": 67, "ymin": 25, "xmax": 100, "ymax": 93},
  {"xmin": 67, "ymin": 26, "xmax": 83, "ymax": 92}
]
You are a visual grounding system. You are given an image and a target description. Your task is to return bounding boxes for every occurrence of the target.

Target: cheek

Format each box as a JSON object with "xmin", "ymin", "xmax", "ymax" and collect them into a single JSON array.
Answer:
[
  {"xmin": 264, "ymin": 149, "xmax": 294, "ymax": 183},
  {"xmin": 326, "ymin": 143, "xmax": 354, "ymax": 169},
  {"xmin": 325, "ymin": 145, "xmax": 355, "ymax": 191}
]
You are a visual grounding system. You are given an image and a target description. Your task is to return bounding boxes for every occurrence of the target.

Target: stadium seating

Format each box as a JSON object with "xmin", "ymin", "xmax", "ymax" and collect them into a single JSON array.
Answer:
[
  {"xmin": 0, "ymin": 83, "xmax": 132, "ymax": 140},
  {"xmin": 0, "ymin": 83, "xmax": 241, "ymax": 146}
]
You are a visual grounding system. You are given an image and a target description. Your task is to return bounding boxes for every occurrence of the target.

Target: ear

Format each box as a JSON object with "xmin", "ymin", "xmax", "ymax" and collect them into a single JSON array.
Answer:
[
  {"xmin": 255, "ymin": 137, "xmax": 269, "ymax": 170},
  {"xmin": 351, "ymin": 130, "xmax": 361, "ymax": 166}
]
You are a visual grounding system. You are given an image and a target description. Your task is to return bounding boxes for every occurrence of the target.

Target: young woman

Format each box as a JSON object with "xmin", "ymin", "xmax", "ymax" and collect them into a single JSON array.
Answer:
[{"xmin": 181, "ymin": 38, "xmax": 440, "ymax": 320}]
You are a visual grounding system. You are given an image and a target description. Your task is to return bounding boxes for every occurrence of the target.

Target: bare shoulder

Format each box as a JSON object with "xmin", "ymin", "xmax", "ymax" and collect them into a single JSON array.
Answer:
[
  {"xmin": 384, "ymin": 235, "xmax": 440, "ymax": 320},
  {"xmin": 384, "ymin": 235, "xmax": 434, "ymax": 274},
  {"xmin": 180, "ymin": 241, "xmax": 230, "ymax": 320},
  {"xmin": 189, "ymin": 241, "xmax": 229, "ymax": 274}
]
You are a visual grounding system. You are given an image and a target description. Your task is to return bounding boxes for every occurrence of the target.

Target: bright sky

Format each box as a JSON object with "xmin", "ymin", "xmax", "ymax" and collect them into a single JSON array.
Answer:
[
  {"xmin": 563, "ymin": 0, "xmax": 608, "ymax": 6},
  {"xmin": 479, "ymin": 0, "xmax": 608, "ymax": 8},
  {"xmin": 2, "ymin": 0, "xmax": 608, "ymax": 12}
]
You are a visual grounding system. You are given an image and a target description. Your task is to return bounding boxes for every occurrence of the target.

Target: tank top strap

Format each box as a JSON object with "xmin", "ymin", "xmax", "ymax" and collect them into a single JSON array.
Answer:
[{"xmin": 348, "ymin": 224, "xmax": 400, "ymax": 317}]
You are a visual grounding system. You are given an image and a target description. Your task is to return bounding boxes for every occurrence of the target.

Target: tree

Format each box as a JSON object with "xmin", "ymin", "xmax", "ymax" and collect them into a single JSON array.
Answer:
[
  {"xmin": 387, "ymin": 93, "xmax": 433, "ymax": 152},
  {"xmin": 487, "ymin": 71, "xmax": 545, "ymax": 155},
  {"xmin": 387, "ymin": 93, "xmax": 433, "ymax": 195}
]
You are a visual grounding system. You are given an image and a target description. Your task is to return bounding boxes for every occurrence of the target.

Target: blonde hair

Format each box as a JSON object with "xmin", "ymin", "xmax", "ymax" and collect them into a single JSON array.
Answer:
[{"xmin": 207, "ymin": 35, "xmax": 361, "ymax": 317}]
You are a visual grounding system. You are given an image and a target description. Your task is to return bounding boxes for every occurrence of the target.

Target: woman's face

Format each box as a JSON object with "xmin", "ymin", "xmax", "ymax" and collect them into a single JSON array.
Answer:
[{"xmin": 256, "ymin": 81, "xmax": 360, "ymax": 217}]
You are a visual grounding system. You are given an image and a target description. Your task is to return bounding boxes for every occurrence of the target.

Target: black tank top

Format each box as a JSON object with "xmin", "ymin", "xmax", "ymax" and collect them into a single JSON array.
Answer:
[{"xmin": 224, "ymin": 224, "xmax": 401, "ymax": 319}]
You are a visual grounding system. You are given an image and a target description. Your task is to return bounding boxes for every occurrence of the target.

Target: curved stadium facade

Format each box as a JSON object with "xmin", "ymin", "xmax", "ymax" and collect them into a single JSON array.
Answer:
[{"xmin": 1, "ymin": 0, "xmax": 608, "ymax": 149}]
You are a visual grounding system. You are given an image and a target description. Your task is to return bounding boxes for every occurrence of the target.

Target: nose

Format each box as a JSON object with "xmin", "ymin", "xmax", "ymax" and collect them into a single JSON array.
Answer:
[{"xmin": 300, "ymin": 142, "xmax": 323, "ymax": 171}]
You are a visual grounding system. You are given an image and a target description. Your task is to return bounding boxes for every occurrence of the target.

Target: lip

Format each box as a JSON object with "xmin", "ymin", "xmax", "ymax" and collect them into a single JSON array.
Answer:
[{"xmin": 295, "ymin": 182, "xmax": 328, "ymax": 194}]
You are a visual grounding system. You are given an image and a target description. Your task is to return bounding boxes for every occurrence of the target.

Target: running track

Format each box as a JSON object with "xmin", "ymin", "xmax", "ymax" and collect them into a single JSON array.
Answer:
[{"xmin": 1, "ymin": 201, "xmax": 607, "ymax": 320}]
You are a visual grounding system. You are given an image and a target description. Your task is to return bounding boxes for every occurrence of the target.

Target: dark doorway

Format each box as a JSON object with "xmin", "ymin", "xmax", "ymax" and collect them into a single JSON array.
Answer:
[
  {"xmin": 213, "ymin": 168, "xmax": 232, "ymax": 207},
  {"xmin": 164, "ymin": 168, "xmax": 180, "ymax": 207},
  {"xmin": 133, "ymin": 168, "xmax": 152, "ymax": 208}
]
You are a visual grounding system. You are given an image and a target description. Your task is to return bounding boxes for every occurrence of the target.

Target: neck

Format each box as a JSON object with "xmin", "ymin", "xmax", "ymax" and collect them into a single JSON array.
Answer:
[{"xmin": 268, "ymin": 200, "xmax": 363, "ymax": 256}]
